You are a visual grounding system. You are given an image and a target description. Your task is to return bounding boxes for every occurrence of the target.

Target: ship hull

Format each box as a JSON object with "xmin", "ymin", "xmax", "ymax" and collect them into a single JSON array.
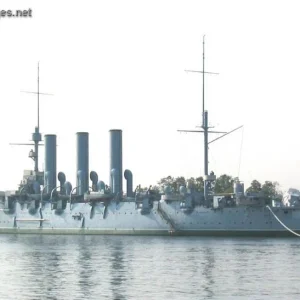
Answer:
[{"xmin": 1, "ymin": 200, "xmax": 300, "ymax": 237}]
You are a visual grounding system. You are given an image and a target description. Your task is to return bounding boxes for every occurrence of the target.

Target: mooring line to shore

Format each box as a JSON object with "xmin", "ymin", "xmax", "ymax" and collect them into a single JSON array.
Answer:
[{"xmin": 266, "ymin": 205, "xmax": 300, "ymax": 237}]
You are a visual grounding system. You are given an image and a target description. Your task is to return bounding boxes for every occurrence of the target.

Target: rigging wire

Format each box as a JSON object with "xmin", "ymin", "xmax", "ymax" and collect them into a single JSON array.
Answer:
[{"xmin": 237, "ymin": 125, "xmax": 244, "ymax": 178}]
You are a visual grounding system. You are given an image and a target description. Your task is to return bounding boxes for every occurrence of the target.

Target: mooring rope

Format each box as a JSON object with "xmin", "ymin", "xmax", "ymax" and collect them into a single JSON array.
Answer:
[{"xmin": 266, "ymin": 205, "xmax": 300, "ymax": 237}]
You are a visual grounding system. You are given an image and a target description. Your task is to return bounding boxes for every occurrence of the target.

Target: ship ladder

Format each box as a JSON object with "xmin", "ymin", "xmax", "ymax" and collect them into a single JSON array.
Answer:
[
  {"xmin": 157, "ymin": 202, "xmax": 176, "ymax": 234},
  {"xmin": 266, "ymin": 205, "xmax": 300, "ymax": 237}
]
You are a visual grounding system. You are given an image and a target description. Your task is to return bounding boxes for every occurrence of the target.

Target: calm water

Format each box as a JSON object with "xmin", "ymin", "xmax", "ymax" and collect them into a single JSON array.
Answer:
[{"xmin": 0, "ymin": 235, "xmax": 300, "ymax": 300}]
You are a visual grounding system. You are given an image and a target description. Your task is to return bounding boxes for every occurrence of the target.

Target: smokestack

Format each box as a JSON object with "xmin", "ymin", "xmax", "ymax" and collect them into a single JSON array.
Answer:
[
  {"xmin": 111, "ymin": 168, "xmax": 120, "ymax": 194},
  {"xmin": 76, "ymin": 132, "xmax": 89, "ymax": 195},
  {"xmin": 109, "ymin": 129, "xmax": 122, "ymax": 196},
  {"xmin": 44, "ymin": 134, "xmax": 57, "ymax": 193}
]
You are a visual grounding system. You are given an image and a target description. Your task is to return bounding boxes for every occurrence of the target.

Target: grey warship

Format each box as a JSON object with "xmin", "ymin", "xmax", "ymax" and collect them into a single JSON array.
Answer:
[{"xmin": 1, "ymin": 41, "xmax": 300, "ymax": 237}]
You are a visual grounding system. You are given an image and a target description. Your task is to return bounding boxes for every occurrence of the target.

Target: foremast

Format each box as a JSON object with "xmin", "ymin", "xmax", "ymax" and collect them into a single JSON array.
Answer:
[{"xmin": 10, "ymin": 63, "xmax": 52, "ymax": 190}]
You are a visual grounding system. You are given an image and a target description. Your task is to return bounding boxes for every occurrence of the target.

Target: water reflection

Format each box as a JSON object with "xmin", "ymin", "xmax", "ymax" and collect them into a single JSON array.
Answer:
[
  {"xmin": 109, "ymin": 238, "xmax": 127, "ymax": 300},
  {"xmin": 76, "ymin": 236, "xmax": 94, "ymax": 299},
  {"xmin": 200, "ymin": 247, "xmax": 215, "ymax": 298},
  {"xmin": 12, "ymin": 235, "xmax": 68, "ymax": 300}
]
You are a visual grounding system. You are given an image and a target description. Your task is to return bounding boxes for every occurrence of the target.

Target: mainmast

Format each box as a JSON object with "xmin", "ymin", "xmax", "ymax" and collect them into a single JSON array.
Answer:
[
  {"xmin": 202, "ymin": 36, "xmax": 209, "ymax": 177},
  {"xmin": 179, "ymin": 36, "xmax": 219, "ymax": 201},
  {"xmin": 179, "ymin": 37, "xmax": 242, "ymax": 201},
  {"xmin": 37, "ymin": 62, "xmax": 40, "ymax": 131}
]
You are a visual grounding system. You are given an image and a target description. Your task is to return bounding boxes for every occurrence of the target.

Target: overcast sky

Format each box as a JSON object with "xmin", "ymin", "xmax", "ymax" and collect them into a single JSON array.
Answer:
[{"xmin": 0, "ymin": 0, "xmax": 300, "ymax": 192}]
